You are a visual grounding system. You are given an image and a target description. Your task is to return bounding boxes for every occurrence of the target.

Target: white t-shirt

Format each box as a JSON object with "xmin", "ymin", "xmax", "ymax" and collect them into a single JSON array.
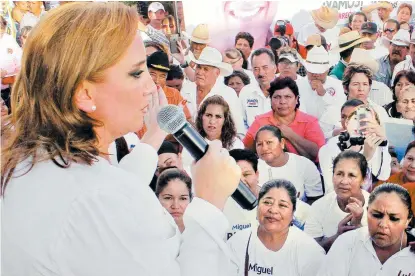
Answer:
[
  {"xmin": 257, "ymin": 153, "xmax": 324, "ymax": 201},
  {"xmin": 368, "ymin": 80, "xmax": 393, "ymax": 107},
  {"xmin": 223, "ymin": 198, "xmax": 258, "ymax": 240},
  {"xmin": 304, "ymin": 190, "xmax": 370, "ymax": 238},
  {"xmin": 319, "ymin": 227, "xmax": 415, "ymax": 276},
  {"xmin": 180, "ymin": 78, "xmax": 245, "ymax": 136},
  {"xmin": 238, "ymin": 83, "xmax": 272, "ymax": 132},
  {"xmin": 391, "ymin": 55, "xmax": 415, "ymax": 86},
  {"xmin": 228, "ymin": 226, "xmax": 325, "ymax": 276},
  {"xmin": 296, "ymin": 76, "xmax": 347, "ymax": 123},
  {"xmin": 318, "ymin": 135, "xmax": 391, "ymax": 193}
]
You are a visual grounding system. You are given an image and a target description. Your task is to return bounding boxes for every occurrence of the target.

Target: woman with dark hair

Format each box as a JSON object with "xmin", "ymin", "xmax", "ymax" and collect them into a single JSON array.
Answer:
[
  {"xmin": 374, "ymin": 141, "xmax": 415, "ymax": 214},
  {"xmin": 306, "ymin": 151, "xmax": 370, "ymax": 252},
  {"xmin": 181, "ymin": 95, "xmax": 244, "ymax": 169},
  {"xmin": 384, "ymin": 70, "xmax": 415, "ymax": 118},
  {"xmin": 254, "ymin": 125, "xmax": 323, "ymax": 205},
  {"xmin": 244, "ymin": 77, "xmax": 325, "ymax": 162},
  {"xmin": 224, "ymin": 70, "xmax": 250, "ymax": 96},
  {"xmin": 156, "ymin": 168, "xmax": 192, "ymax": 233},
  {"xmin": 228, "ymin": 179, "xmax": 325, "ymax": 276},
  {"xmin": 320, "ymin": 183, "xmax": 415, "ymax": 275}
]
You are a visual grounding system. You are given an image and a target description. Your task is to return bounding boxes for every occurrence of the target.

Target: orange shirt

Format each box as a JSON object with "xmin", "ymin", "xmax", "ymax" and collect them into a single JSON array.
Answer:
[
  {"xmin": 375, "ymin": 172, "xmax": 415, "ymax": 215},
  {"xmin": 243, "ymin": 110, "xmax": 325, "ymax": 160},
  {"xmin": 136, "ymin": 85, "xmax": 191, "ymax": 139}
]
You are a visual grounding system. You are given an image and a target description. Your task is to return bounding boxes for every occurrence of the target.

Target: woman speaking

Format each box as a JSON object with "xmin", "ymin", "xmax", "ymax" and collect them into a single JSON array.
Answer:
[{"xmin": 1, "ymin": 3, "xmax": 241, "ymax": 276}]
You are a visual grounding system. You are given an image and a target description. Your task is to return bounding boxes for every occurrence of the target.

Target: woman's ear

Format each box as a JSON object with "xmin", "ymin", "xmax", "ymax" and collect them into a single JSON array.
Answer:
[
  {"xmin": 280, "ymin": 137, "xmax": 286, "ymax": 150},
  {"xmin": 74, "ymin": 80, "xmax": 97, "ymax": 113}
]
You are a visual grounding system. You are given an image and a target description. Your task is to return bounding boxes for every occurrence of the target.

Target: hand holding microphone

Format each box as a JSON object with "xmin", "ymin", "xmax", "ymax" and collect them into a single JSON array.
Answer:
[{"xmin": 157, "ymin": 105, "xmax": 258, "ymax": 210}]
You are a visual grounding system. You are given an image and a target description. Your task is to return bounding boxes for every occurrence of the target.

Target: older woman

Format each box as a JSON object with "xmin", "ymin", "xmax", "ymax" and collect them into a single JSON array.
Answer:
[
  {"xmin": 156, "ymin": 168, "xmax": 192, "ymax": 233},
  {"xmin": 396, "ymin": 85, "xmax": 415, "ymax": 120},
  {"xmin": 181, "ymin": 95, "xmax": 244, "ymax": 169},
  {"xmin": 319, "ymin": 183, "xmax": 415, "ymax": 275},
  {"xmin": 342, "ymin": 63, "xmax": 390, "ymax": 123},
  {"xmin": 255, "ymin": 125, "xmax": 323, "ymax": 204},
  {"xmin": 1, "ymin": 3, "xmax": 241, "ymax": 275},
  {"xmin": 244, "ymin": 77, "xmax": 325, "ymax": 162},
  {"xmin": 224, "ymin": 70, "xmax": 250, "ymax": 96},
  {"xmin": 375, "ymin": 141, "xmax": 415, "ymax": 215},
  {"xmin": 384, "ymin": 70, "xmax": 415, "ymax": 118},
  {"xmin": 305, "ymin": 151, "xmax": 370, "ymax": 252},
  {"xmin": 228, "ymin": 180, "xmax": 325, "ymax": 276}
]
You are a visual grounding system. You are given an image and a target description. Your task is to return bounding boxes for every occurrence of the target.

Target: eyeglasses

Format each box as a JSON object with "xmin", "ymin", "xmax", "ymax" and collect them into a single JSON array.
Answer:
[
  {"xmin": 384, "ymin": 28, "xmax": 396, "ymax": 33},
  {"xmin": 278, "ymin": 60, "xmax": 296, "ymax": 67}
]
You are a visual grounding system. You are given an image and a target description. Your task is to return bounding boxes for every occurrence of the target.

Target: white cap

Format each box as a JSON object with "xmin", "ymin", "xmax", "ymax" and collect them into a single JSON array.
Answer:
[{"xmin": 148, "ymin": 2, "xmax": 165, "ymax": 13}]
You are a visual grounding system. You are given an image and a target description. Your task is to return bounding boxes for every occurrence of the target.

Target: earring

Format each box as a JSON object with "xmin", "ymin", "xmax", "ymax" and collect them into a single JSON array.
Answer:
[{"xmin": 91, "ymin": 105, "xmax": 96, "ymax": 112}]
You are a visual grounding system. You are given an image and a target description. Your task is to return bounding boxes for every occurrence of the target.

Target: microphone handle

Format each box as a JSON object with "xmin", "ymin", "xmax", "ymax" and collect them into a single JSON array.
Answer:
[{"xmin": 173, "ymin": 124, "xmax": 258, "ymax": 210}]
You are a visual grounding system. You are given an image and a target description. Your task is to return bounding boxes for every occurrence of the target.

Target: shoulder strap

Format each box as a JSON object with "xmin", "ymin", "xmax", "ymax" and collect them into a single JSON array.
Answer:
[{"xmin": 244, "ymin": 232, "xmax": 253, "ymax": 276}]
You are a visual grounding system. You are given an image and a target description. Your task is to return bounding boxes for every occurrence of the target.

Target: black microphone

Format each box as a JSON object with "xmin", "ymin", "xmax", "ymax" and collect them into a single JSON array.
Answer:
[{"xmin": 157, "ymin": 105, "xmax": 258, "ymax": 210}]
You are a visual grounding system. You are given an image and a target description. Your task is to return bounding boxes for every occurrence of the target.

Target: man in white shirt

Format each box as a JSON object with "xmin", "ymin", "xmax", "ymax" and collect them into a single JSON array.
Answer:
[
  {"xmin": 391, "ymin": 31, "xmax": 415, "ymax": 85},
  {"xmin": 297, "ymin": 46, "xmax": 346, "ymax": 139},
  {"xmin": 297, "ymin": 6, "xmax": 339, "ymax": 50},
  {"xmin": 180, "ymin": 46, "xmax": 245, "ymax": 136},
  {"xmin": 238, "ymin": 48, "xmax": 276, "ymax": 131}
]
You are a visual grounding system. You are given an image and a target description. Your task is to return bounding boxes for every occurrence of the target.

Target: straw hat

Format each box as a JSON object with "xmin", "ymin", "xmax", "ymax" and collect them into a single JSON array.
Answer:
[
  {"xmin": 331, "ymin": 30, "xmax": 370, "ymax": 52},
  {"xmin": 183, "ymin": 24, "xmax": 210, "ymax": 44},
  {"xmin": 349, "ymin": 48, "xmax": 379, "ymax": 74},
  {"xmin": 189, "ymin": 47, "xmax": 232, "ymax": 76},
  {"xmin": 311, "ymin": 6, "xmax": 339, "ymax": 30},
  {"xmin": 302, "ymin": 46, "xmax": 330, "ymax": 74}
]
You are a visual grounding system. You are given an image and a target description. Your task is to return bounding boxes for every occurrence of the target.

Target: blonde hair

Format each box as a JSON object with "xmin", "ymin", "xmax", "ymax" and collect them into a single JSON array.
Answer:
[{"xmin": 1, "ymin": 2, "xmax": 138, "ymax": 189}]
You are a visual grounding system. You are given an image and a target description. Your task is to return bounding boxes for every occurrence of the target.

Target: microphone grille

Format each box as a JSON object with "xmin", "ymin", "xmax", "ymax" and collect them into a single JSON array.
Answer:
[{"xmin": 157, "ymin": 105, "xmax": 187, "ymax": 134}]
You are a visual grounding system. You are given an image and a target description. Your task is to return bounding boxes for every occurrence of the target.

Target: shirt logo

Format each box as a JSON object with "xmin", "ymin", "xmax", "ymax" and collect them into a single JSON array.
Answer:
[
  {"xmin": 327, "ymin": 87, "xmax": 336, "ymax": 96},
  {"xmin": 247, "ymin": 99, "xmax": 259, "ymax": 107},
  {"xmin": 248, "ymin": 263, "xmax": 273, "ymax": 275},
  {"xmin": 398, "ymin": 270, "xmax": 412, "ymax": 276}
]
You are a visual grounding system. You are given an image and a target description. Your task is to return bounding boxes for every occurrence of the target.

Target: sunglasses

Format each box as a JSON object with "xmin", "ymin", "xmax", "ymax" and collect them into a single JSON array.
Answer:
[{"xmin": 384, "ymin": 28, "xmax": 396, "ymax": 33}]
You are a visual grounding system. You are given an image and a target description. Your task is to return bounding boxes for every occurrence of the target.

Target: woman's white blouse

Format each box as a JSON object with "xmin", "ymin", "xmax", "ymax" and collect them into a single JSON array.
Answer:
[
  {"xmin": 2, "ymin": 143, "xmax": 237, "ymax": 276},
  {"xmin": 228, "ymin": 226, "xmax": 325, "ymax": 276},
  {"xmin": 318, "ymin": 227, "xmax": 415, "ymax": 276}
]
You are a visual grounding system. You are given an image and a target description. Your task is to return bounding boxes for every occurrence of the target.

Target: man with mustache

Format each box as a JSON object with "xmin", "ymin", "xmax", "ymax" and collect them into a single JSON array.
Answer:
[
  {"xmin": 375, "ymin": 29, "xmax": 410, "ymax": 87},
  {"xmin": 239, "ymin": 48, "xmax": 276, "ymax": 132},
  {"xmin": 391, "ymin": 31, "xmax": 415, "ymax": 85}
]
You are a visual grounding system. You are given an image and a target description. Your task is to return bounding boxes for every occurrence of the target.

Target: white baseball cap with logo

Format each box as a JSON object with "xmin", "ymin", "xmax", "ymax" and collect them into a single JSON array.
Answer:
[{"xmin": 148, "ymin": 2, "xmax": 165, "ymax": 13}]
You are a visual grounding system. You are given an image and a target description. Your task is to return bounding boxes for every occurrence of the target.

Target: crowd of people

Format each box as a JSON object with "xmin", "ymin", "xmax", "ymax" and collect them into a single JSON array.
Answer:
[{"xmin": 2, "ymin": 1, "xmax": 415, "ymax": 275}]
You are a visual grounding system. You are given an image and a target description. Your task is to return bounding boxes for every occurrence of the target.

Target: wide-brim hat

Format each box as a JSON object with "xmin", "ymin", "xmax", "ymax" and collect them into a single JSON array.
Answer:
[
  {"xmin": 386, "ymin": 29, "xmax": 411, "ymax": 47},
  {"xmin": 349, "ymin": 48, "xmax": 379, "ymax": 74},
  {"xmin": 183, "ymin": 23, "xmax": 210, "ymax": 44},
  {"xmin": 311, "ymin": 6, "xmax": 339, "ymax": 30},
  {"xmin": 331, "ymin": 30, "xmax": 371, "ymax": 52},
  {"xmin": 302, "ymin": 45, "xmax": 330, "ymax": 74},
  {"xmin": 189, "ymin": 46, "xmax": 232, "ymax": 77}
]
